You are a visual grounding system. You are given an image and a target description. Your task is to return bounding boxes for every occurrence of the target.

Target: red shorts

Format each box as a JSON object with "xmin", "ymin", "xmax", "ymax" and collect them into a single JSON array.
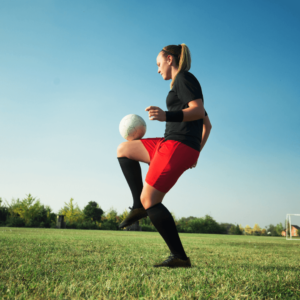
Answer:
[{"xmin": 140, "ymin": 138, "xmax": 200, "ymax": 193}]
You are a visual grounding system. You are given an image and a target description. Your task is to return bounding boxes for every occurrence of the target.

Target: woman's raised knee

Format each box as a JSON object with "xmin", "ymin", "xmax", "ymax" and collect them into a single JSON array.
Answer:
[{"xmin": 117, "ymin": 142, "xmax": 128, "ymax": 158}]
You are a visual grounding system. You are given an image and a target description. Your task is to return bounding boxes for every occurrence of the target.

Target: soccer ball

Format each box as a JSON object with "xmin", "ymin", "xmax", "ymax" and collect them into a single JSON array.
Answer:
[{"xmin": 119, "ymin": 114, "xmax": 146, "ymax": 141}]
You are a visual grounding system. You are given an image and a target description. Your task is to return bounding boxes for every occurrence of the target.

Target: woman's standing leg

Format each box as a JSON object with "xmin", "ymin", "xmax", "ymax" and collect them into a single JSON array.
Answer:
[
  {"xmin": 139, "ymin": 140, "xmax": 199, "ymax": 268},
  {"xmin": 141, "ymin": 183, "xmax": 191, "ymax": 268}
]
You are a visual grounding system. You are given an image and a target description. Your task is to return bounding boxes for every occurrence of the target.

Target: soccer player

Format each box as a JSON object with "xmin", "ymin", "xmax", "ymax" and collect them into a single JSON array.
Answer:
[{"xmin": 117, "ymin": 44, "xmax": 212, "ymax": 268}]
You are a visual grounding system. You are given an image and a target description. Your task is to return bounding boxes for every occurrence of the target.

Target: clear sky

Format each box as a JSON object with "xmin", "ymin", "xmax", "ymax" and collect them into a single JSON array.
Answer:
[{"xmin": 0, "ymin": 0, "xmax": 299, "ymax": 228}]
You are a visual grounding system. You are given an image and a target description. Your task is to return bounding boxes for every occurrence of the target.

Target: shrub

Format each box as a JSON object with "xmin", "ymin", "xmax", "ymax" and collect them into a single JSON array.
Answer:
[
  {"xmin": 176, "ymin": 224, "xmax": 186, "ymax": 233},
  {"xmin": 229, "ymin": 224, "xmax": 243, "ymax": 235},
  {"xmin": 141, "ymin": 225, "xmax": 156, "ymax": 232},
  {"xmin": 6, "ymin": 216, "xmax": 25, "ymax": 227},
  {"xmin": 65, "ymin": 221, "xmax": 77, "ymax": 229},
  {"xmin": 261, "ymin": 229, "xmax": 267, "ymax": 236},
  {"xmin": 2, "ymin": 194, "xmax": 56, "ymax": 228},
  {"xmin": 220, "ymin": 223, "xmax": 235, "ymax": 234},
  {"xmin": 0, "ymin": 207, "xmax": 9, "ymax": 225},
  {"xmin": 79, "ymin": 221, "xmax": 98, "ymax": 230},
  {"xmin": 50, "ymin": 222, "xmax": 57, "ymax": 229},
  {"xmin": 140, "ymin": 217, "xmax": 151, "ymax": 226},
  {"xmin": 101, "ymin": 220, "xmax": 119, "ymax": 230},
  {"xmin": 176, "ymin": 215, "xmax": 226, "ymax": 234},
  {"xmin": 188, "ymin": 219, "xmax": 205, "ymax": 233}
]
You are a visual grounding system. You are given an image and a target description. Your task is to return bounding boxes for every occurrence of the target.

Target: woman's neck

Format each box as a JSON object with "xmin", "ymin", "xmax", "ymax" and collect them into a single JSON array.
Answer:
[{"xmin": 171, "ymin": 66, "xmax": 179, "ymax": 80}]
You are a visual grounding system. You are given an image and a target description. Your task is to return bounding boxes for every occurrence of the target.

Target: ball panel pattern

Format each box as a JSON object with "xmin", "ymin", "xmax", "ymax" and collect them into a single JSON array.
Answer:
[{"xmin": 119, "ymin": 114, "xmax": 147, "ymax": 141}]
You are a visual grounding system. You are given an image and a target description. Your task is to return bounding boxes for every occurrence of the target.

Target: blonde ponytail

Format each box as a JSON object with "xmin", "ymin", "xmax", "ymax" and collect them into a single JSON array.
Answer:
[
  {"xmin": 161, "ymin": 43, "xmax": 191, "ymax": 89},
  {"xmin": 178, "ymin": 44, "xmax": 191, "ymax": 73}
]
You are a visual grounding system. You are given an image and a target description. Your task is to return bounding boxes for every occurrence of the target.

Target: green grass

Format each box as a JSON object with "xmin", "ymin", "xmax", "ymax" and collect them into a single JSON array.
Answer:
[{"xmin": 0, "ymin": 228, "xmax": 300, "ymax": 299}]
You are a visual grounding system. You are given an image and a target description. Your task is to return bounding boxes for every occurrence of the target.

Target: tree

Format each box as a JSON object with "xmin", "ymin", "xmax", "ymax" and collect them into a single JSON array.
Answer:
[
  {"xmin": 119, "ymin": 208, "xmax": 129, "ymax": 224},
  {"xmin": 0, "ymin": 198, "xmax": 9, "ymax": 225},
  {"xmin": 253, "ymin": 223, "xmax": 262, "ymax": 236},
  {"xmin": 179, "ymin": 216, "xmax": 197, "ymax": 223},
  {"xmin": 239, "ymin": 224, "xmax": 244, "ymax": 233},
  {"xmin": 220, "ymin": 223, "xmax": 235, "ymax": 234},
  {"xmin": 275, "ymin": 223, "xmax": 284, "ymax": 236},
  {"xmin": 4, "ymin": 197, "xmax": 24, "ymax": 227},
  {"xmin": 59, "ymin": 198, "xmax": 84, "ymax": 224},
  {"xmin": 101, "ymin": 207, "xmax": 120, "ymax": 230},
  {"xmin": 176, "ymin": 216, "xmax": 197, "ymax": 232},
  {"xmin": 140, "ymin": 216, "xmax": 151, "ymax": 226},
  {"xmin": 266, "ymin": 224, "xmax": 280, "ymax": 236},
  {"xmin": 183, "ymin": 215, "xmax": 226, "ymax": 234},
  {"xmin": 5, "ymin": 197, "xmax": 21, "ymax": 216},
  {"xmin": 83, "ymin": 201, "xmax": 103, "ymax": 222},
  {"xmin": 12, "ymin": 194, "xmax": 42, "ymax": 225},
  {"xmin": 171, "ymin": 212, "xmax": 178, "ymax": 224},
  {"xmin": 229, "ymin": 224, "xmax": 243, "ymax": 235},
  {"xmin": 3, "ymin": 194, "xmax": 55, "ymax": 227},
  {"xmin": 45, "ymin": 206, "xmax": 57, "ymax": 228},
  {"xmin": 105, "ymin": 207, "xmax": 118, "ymax": 221},
  {"xmin": 244, "ymin": 225, "xmax": 252, "ymax": 235},
  {"xmin": 274, "ymin": 224, "xmax": 284, "ymax": 236}
]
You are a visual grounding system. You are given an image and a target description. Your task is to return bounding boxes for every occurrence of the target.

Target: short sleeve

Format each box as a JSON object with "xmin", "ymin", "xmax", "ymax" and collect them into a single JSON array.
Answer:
[{"xmin": 175, "ymin": 72, "xmax": 203, "ymax": 105}]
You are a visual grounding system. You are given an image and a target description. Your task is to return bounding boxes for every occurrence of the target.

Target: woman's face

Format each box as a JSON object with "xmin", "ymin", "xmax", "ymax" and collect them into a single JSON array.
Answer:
[{"xmin": 156, "ymin": 52, "xmax": 172, "ymax": 80}]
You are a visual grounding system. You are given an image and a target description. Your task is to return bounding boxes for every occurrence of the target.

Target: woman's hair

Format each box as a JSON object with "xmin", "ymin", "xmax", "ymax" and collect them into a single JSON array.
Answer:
[{"xmin": 161, "ymin": 43, "xmax": 191, "ymax": 89}]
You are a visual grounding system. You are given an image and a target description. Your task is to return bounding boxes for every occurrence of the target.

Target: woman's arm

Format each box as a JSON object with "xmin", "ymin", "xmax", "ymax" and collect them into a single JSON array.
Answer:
[
  {"xmin": 145, "ymin": 99, "xmax": 205, "ymax": 122},
  {"xmin": 200, "ymin": 115, "xmax": 212, "ymax": 152},
  {"xmin": 190, "ymin": 115, "xmax": 212, "ymax": 169},
  {"xmin": 182, "ymin": 99, "xmax": 205, "ymax": 122}
]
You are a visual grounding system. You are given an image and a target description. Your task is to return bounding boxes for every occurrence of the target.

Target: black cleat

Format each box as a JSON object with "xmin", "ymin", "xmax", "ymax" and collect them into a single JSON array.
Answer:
[
  {"xmin": 119, "ymin": 207, "xmax": 148, "ymax": 229},
  {"xmin": 154, "ymin": 254, "xmax": 192, "ymax": 268}
]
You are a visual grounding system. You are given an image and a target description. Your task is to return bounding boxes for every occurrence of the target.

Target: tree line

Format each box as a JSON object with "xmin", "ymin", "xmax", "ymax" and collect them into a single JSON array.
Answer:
[
  {"xmin": 223, "ymin": 223, "xmax": 287, "ymax": 236},
  {"xmin": 0, "ymin": 194, "xmax": 285, "ymax": 236}
]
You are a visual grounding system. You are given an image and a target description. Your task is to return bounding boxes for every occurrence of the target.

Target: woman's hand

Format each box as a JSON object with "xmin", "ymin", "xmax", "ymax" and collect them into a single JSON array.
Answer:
[
  {"xmin": 145, "ymin": 106, "xmax": 166, "ymax": 122},
  {"xmin": 190, "ymin": 160, "xmax": 198, "ymax": 169}
]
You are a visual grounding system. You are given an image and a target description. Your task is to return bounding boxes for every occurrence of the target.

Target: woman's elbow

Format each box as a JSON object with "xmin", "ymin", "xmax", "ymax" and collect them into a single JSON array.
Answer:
[
  {"xmin": 205, "ymin": 121, "xmax": 212, "ymax": 131},
  {"xmin": 198, "ymin": 108, "xmax": 206, "ymax": 119}
]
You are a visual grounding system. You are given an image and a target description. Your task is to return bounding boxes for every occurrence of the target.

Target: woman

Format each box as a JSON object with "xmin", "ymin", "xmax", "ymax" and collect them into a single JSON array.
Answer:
[{"xmin": 117, "ymin": 44, "xmax": 212, "ymax": 268}]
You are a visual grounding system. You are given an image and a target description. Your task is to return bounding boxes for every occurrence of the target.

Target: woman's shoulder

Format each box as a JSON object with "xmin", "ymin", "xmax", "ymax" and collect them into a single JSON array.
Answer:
[{"xmin": 175, "ymin": 71, "xmax": 200, "ymax": 86}]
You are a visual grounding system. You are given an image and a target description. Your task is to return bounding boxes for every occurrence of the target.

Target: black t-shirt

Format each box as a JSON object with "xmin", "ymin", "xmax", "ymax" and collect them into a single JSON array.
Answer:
[{"xmin": 164, "ymin": 71, "xmax": 207, "ymax": 152}]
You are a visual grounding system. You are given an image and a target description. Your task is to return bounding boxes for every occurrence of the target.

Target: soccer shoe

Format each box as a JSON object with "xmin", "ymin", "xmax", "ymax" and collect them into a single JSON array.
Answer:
[
  {"xmin": 154, "ymin": 254, "xmax": 192, "ymax": 268},
  {"xmin": 119, "ymin": 206, "xmax": 148, "ymax": 229}
]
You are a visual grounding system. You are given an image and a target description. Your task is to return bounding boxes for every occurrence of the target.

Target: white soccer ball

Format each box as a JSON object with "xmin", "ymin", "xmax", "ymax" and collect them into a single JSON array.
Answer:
[{"xmin": 119, "ymin": 114, "xmax": 146, "ymax": 141}]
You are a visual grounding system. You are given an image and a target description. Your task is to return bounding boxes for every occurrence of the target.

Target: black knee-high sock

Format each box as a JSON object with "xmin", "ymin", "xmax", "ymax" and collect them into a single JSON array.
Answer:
[
  {"xmin": 117, "ymin": 157, "xmax": 143, "ymax": 209},
  {"xmin": 146, "ymin": 203, "xmax": 188, "ymax": 260}
]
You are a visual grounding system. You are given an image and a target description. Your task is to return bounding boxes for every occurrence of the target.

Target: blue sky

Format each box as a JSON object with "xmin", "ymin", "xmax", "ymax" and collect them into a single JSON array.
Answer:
[{"xmin": 0, "ymin": 0, "xmax": 299, "ymax": 228}]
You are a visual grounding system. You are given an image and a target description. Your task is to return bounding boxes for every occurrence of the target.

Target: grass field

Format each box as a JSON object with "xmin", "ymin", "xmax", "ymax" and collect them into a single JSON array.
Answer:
[{"xmin": 0, "ymin": 228, "xmax": 300, "ymax": 299}]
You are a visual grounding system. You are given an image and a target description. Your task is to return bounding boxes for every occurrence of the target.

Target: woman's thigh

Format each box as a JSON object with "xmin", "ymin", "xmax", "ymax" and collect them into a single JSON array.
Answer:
[
  {"xmin": 117, "ymin": 140, "xmax": 150, "ymax": 164},
  {"xmin": 145, "ymin": 140, "xmax": 200, "ymax": 193}
]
